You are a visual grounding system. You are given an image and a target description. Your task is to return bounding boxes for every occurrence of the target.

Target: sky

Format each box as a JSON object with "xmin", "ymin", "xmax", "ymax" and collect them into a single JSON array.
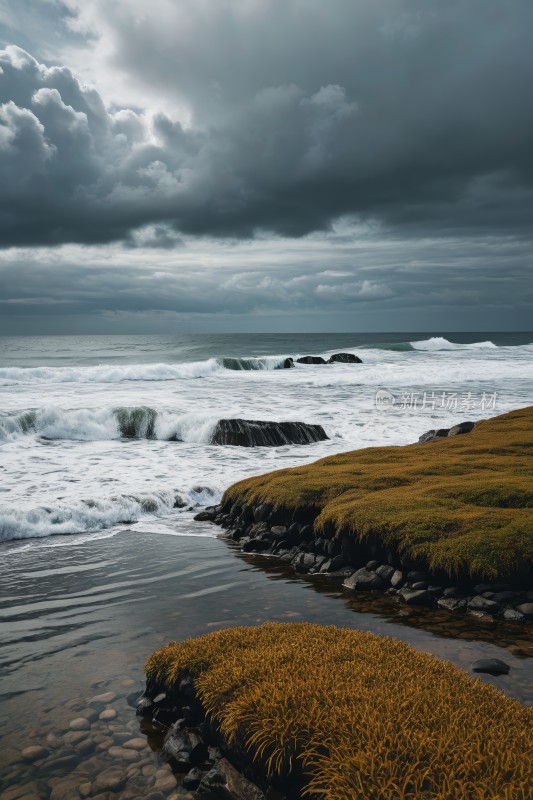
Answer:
[{"xmin": 0, "ymin": 0, "xmax": 531, "ymax": 334}]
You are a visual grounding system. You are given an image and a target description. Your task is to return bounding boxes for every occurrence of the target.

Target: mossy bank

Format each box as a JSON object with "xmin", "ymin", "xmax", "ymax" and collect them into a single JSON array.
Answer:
[
  {"xmin": 199, "ymin": 407, "xmax": 533, "ymax": 621},
  {"xmin": 141, "ymin": 623, "xmax": 533, "ymax": 799}
]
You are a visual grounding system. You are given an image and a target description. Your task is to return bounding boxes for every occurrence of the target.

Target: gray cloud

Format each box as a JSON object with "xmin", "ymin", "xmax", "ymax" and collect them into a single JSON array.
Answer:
[{"xmin": 1, "ymin": 0, "xmax": 533, "ymax": 247}]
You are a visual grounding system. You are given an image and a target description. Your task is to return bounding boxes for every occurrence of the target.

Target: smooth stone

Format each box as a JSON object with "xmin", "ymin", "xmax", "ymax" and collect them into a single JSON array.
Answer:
[
  {"xmin": 366, "ymin": 560, "xmax": 379, "ymax": 571},
  {"xmin": 515, "ymin": 602, "xmax": 533, "ymax": 620},
  {"xmin": 471, "ymin": 658, "xmax": 510, "ymax": 676},
  {"xmin": 108, "ymin": 746, "xmax": 140, "ymax": 762},
  {"xmin": 64, "ymin": 731, "xmax": 88, "ymax": 746},
  {"xmin": 343, "ymin": 568, "xmax": 384, "ymax": 591},
  {"xmin": 406, "ymin": 570, "xmax": 428, "ymax": 584},
  {"xmin": 468, "ymin": 596, "xmax": 501, "ymax": 613},
  {"xmin": 411, "ymin": 581, "xmax": 428, "ymax": 590},
  {"xmin": 123, "ymin": 738, "xmax": 148, "ymax": 751},
  {"xmin": 503, "ymin": 608, "xmax": 525, "ymax": 622},
  {"xmin": 92, "ymin": 768, "xmax": 127, "ymax": 794},
  {"xmin": 155, "ymin": 773, "xmax": 177, "ymax": 793},
  {"xmin": 375, "ymin": 564, "xmax": 395, "ymax": 582},
  {"xmin": 49, "ymin": 778, "xmax": 82, "ymax": 800},
  {"xmin": 79, "ymin": 783, "xmax": 92, "ymax": 799},
  {"xmin": 390, "ymin": 569, "xmax": 404, "ymax": 589},
  {"xmin": 90, "ymin": 692, "xmax": 116, "ymax": 705},
  {"xmin": 443, "ymin": 586, "xmax": 464, "ymax": 598},
  {"xmin": 99, "ymin": 708, "xmax": 117, "ymax": 721},
  {"xmin": 399, "ymin": 588, "xmax": 433, "ymax": 606},
  {"xmin": 473, "ymin": 583, "xmax": 493, "ymax": 594},
  {"xmin": 218, "ymin": 757, "xmax": 266, "ymax": 800},
  {"xmin": 21, "ymin": 745, "xmax": 48, "ymax": 762},
  {"xmin": 492, "ymin": 591, "xmax": 519, "ymax": 604},
  {"xmin": 69, "ymin": 718, "xmax": 91, "ymax": 731}
]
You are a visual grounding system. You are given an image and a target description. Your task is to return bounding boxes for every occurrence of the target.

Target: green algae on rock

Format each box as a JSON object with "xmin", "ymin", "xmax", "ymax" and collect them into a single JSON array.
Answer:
[
  {"xmin": 146, "ymin": 622, "xmax": 533, "ymax": 800},
  {"xmin": 220, "ymin": 406, "xmax": 533, "ymax": 581}
]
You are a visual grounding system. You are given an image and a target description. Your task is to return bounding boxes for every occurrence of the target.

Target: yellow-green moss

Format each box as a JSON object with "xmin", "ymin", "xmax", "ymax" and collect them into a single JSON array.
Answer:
[
  {"xmin": 223, "ymin": 406, "xmax": 533, "ymax": 579},
  {"xmin": 146, "ymin": 623, "xmax": 532, "ymax": 799}
]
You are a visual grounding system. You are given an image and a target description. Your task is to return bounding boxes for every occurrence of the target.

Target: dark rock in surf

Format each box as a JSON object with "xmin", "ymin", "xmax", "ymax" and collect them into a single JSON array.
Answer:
[
  {"xmin": 327, "ymin": 352, "xmax": 363, "ymax": 364},
  {"xmin": 471, "ymin": 658, "xmax": 510, "ymax": 676},
  {"xmin": 296, "ymin": 355, "xmax": 327, "ymax": 364},
  {"xmin": 210, "ymin": 418, "xmax": 328, "ymax": 447},
  {"xmin": 282, "ymin": 357, "xmax": 295, "ymax": 368}
]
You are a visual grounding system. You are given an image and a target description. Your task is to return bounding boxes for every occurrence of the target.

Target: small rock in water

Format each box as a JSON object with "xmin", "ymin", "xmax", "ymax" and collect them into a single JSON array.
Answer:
[
  {"xmin": 69, "ymin": 717, "xmax": 91, "ymax": 731},
  {"xmin": 343, "ymin": 568, "xmax": 384, "ymax": 591},
  {"xmin": 21, "ymin": 745, "xmax": 48, "ymax": 762},
  {"xmin": 108, "ymin": 745, "xmax": 140, "ymax": 762},
  {"xmin": 90, "ymin": 691, "xmax": 116, "ymax": 705},
  {"xmin": 99, "ymin": 708, "xmax": 117, "ymax": 721},
  {"xmin": 92, "ymin": 767, "xmax": 127, "ymax": 794},
  {"xmin": 471, "ymin": 658, "xmax": 510, "ymax": 676},
  {"xmin": 515, "ymin": 602, "xmax": 533, "ymax": 620},
  {"xmin": 123, "ymin": 737, "xmax": 148, "ymax": 751}
]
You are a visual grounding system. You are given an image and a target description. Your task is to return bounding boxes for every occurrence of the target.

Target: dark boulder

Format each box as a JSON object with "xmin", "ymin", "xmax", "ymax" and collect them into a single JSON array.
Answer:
[
  {"xmin": 448, "ymin": 421, "xmax": 476, "ymax": 437},
  {"xmin": 296, "ymin": 355, "xmax": 327, "ymax": 364},
  {"xmin": 327, "ymin": 352, "xmax": 362, "ymax": 364},
  {"xmin": 343, "ymin": 568, "xmax": 384, "ymax": 591},
  {"xmin": 210, "ymin": 418, "xmax": 328, "ymax": 447},
  {"xmin": 282, "ymin": 357, "xmax": 294, "ymax": 368},
  {"xmin": 471, "ymin": 658, "xmax": 510, "ymax": 676},
  {"xmin": 468, "ymin": 596, "xmax": 501, "ymax": 614},
  {"xmin": 399, "ymin": 588, "xmax": 433, "ymax": 606}
]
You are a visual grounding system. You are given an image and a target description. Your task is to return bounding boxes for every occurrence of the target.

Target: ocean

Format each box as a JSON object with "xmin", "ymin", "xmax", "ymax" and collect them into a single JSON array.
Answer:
[
  {"xmin": 1, "ymin": 332, "xmax": 532, "ymax": 796},
  {"xmin": 1, "ymin": 331, "xmax": 532, "ymax": 544}
]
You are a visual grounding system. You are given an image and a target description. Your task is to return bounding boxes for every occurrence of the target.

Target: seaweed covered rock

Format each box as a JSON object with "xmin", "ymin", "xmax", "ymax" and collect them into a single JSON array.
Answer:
[
  {"xmin": 210, "ymin": 419, "xmax": 328, "ymax": 447},
  {"xmin": 146, "ymin": 623, "xmax": 532, "ymax": 800}
]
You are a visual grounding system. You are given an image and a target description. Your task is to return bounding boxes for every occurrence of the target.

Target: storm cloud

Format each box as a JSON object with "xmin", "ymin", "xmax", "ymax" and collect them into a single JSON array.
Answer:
[{"xmin": 1, "ymin": 0, "xmax": 533, "ymax": 248}]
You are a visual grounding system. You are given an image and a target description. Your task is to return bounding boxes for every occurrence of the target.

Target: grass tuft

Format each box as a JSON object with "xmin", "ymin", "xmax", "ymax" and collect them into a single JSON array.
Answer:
[{"xmin": 146, "ymin": 623, "xmax": 533, "ymax": 799}]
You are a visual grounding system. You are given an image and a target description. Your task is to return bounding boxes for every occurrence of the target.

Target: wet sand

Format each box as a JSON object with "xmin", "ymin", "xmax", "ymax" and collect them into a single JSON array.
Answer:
[{"xmin": 1, "ymin": 528, "xmax": 531, "ymax": 798}]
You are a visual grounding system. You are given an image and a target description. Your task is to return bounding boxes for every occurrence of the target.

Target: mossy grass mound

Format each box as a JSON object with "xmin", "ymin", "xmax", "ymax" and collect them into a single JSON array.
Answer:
[
  {"xmin": 223, "ymin": 406, "xmax": 533, "ymax": 580},
  {"xmin": 146, "ymin": 622, "xmax": 532, "ymax": 799}
]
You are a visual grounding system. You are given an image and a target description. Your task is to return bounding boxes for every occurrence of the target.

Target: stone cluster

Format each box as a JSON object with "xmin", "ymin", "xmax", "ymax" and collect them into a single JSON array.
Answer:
[
  {"xmin": 135, "ymin": 684, "xmax": 266, "ymax": 800},
  {"xmin": 196, "ymin": 501, "xmax": 533, "ymax": 626}
]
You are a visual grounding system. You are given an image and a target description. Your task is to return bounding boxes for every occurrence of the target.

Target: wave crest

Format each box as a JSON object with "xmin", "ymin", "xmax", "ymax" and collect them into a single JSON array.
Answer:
[{"xmin": 410, "ymin": 337, "xmax": 497, "ymax": 351}]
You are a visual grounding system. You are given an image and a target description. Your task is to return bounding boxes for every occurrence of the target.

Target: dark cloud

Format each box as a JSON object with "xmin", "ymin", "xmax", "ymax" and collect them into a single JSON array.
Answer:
[{"xmin": 0, "ymin": 0, "xmax": 533, "ymax": 247}]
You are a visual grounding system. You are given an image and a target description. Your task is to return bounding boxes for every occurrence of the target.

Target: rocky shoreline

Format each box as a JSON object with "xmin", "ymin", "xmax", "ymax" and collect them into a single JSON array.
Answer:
[
  {"xmin": 194, "ymin": 419, "xmax": 533, "ymax": 626},
  {"xmin": 197, "ymin": 501, "xmax": 533, "ymax": 625}
]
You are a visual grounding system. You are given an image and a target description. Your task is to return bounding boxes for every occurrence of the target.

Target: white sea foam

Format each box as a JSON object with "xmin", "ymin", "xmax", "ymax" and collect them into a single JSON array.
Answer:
[
  {"xmin": 410, "ymin": 337, "xmax": 497, "ymax": 351},
  {"xmin": 0, "ymin": 487, "xmax": 218, "ymax": 542},
  {"xmin": 1, "ymin": 334, "xmax": 531, "ymax": 544}
]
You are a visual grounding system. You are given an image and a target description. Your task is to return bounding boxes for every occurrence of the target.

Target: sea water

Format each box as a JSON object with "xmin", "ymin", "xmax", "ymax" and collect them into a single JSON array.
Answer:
[{"xmin": 0, "ymin": 332, "xmax": 532, "ymax": 543}]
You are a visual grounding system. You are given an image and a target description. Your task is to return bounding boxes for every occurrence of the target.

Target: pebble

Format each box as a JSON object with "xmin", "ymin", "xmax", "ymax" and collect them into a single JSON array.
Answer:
[
  {"xmin": 123, "ymin": 737, "xmax": 148, "ymax": 750},
  {"xmin": 142, "ymin": 764, "xmax": 157, "ymax": 777},
  {"xmin": 155, "ymin": 773, "xmax": 177, "ymax": 793},
  {"xmin": 98, "ymin": 708, "xmax": 117, "ymax": 721},
  {"xmin": 108, "ymin": 746, "xmax": 140, "ymax": 762},
  {"xmin": 69, "ymin": 718, "xmax": 91, "ymax": 731},
  {"xmin": 21, "ymin": 745, "xmax": 48, "ymax": 762},
  {"xmin": 92, "ymin": 767, "xmax": 127, "ymax": 794},
  {"xmin": 78, "ymin": 783, "xmax": 92, "ymax": 798},
  {"xmin": 90, "ymin": 691, "xmax": 116, "ymax": 705}
]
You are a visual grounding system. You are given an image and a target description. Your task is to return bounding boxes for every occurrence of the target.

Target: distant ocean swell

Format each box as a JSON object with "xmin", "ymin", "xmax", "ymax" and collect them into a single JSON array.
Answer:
[{"xmin": 0, "ymin": 339, "xmax": 514, "ymax": 386}]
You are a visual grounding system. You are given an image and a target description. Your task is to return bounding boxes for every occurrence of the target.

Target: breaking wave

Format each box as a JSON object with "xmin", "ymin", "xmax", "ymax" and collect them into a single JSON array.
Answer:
[
  {"xmin": 0, "ymin": 407, "xmax": 221, "ymax": 443},
  {"xmin": 0, "ymin": 356, "xmax": 290, "ymax": 386},
  {"xmin": 409, "ymin": 337, "xmax": 497, "ymax": 351},
  {"xmin": 0, "ymin": 486, "xmax": 218, "ymax": 542}
]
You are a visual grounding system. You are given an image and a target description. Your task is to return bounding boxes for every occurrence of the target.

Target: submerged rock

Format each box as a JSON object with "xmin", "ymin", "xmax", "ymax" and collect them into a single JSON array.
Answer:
[
  {"xmin": 471, "ymin": 658, "xmax": 510, "ymax": 676},
  {"xmin": 210, "ymin": 418, "xmax": 328, "ymax": 447}
]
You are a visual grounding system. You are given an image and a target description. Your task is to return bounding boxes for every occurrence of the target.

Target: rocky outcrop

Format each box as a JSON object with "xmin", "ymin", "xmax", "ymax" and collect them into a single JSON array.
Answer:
[
  {"xmin": 210, "ymin": 419, "xmax": 328, "ymax": 447},
  {"xmin": 327, "ymin": 352, "xmax": 362, "ymax": 363},
  {"xmin": 419, "ymin": 420, "xmax": 475, "ymax": 443},
  {"xmin": 296, "ymin": 355, "xmax": 327, "ymax": 364}
]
